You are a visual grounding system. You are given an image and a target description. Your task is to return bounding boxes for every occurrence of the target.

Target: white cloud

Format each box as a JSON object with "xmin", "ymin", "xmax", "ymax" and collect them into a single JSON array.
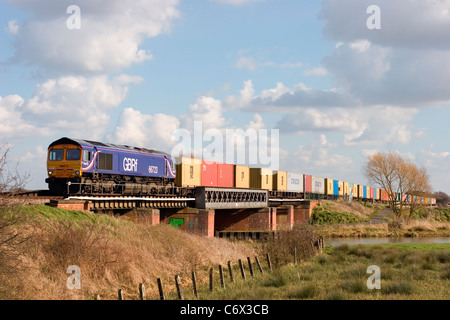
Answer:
[
  {"xmin": 280, "ymin": 134, "xmax": 353, "ymax": 178},
  {"xmin": 7, "ymin": 0, "xmax": 180, "ymax": 74},
  {"xmin": 180, "ymin": 96, "xmax": 227, "ymax": 131},
  {"xmin": 7, "ymin": 20, "xmax": 19, "ymax": 35},
  {"xmin": 17, "ymin": 75, "xmax": 142, "ymax": 139},
  {"xmin": 320, "ymin": 0, "xmax": 450, "ymax": 50},
  {"xmin": 224, "ymin": 80, "xmax": 357, "ymax": 111},
  {"xmin": 302, "ymin": 67, "xmax": 328, "ymax": 77},
  {"xmin": 107, "ymin": 108, "xmax": 180, "ymax": 152},
  {"xmin": 0, "ymin": 95, "xmax": 51, "ymax": 141}
]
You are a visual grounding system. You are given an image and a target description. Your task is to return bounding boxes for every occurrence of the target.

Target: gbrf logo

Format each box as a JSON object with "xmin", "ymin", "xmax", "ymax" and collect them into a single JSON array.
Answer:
[{"xmin": 123, "ymin": 157, "xmax": 138, "ymax": 172}]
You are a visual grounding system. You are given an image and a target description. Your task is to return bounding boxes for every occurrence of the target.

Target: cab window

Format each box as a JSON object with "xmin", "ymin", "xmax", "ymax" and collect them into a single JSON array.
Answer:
[
  {"xmin": 83, "ymin": 150, "xmax": 92, "ymax": 161},
  {"xmin": 66, "ymin": 149, "xmax": 81, "ymax": 161},
  {"xmin": 49, "ymin": 149, "xmax": 64, "ymax": 161}
]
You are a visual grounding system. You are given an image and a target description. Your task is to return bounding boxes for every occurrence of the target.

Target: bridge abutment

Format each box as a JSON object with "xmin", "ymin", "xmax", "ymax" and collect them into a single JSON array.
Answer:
[{"xmin": 159, "ymin": 207, "xmax": 215, "ymax": 238}]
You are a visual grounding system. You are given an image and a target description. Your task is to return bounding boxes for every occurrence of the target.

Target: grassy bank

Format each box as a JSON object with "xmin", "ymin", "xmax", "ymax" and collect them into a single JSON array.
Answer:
[
  {"xmin": 199, "ymin": 243, "xmax": 450, "ymax": 300},
  {"xmin": 0, "ymin": 205, "xmax": 258, "ymax": 300},
  {"xmin": 311, "ymin": 201, "xmax": 450, "ymax": 238}
]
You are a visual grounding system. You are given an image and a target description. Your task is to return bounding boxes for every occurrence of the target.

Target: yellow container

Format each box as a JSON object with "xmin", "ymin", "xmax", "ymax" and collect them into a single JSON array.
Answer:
[
  {"xmin": 234, "ymin": 165, "xmax": 250, "ymax": 189},
  {"xmin": 175, "ymin": 157, "xmax": 202, "ymax": 187},
  {"xmin": 358, "ymin": 185, "xmax": 364, "ymax": 199},
  {"xmin": 325, "ymin": 178, "xmax": 334, "ymax": 195},
  {"xmin": 338, "ymin": 181, "xmax": 344, "ymax": 196},
  {"xmin": 273, "ymin": 171, "xmax": 287, "ymax": 191},
  {"xmin": 343, "ymin": 182, "xmax": 349, "ymax": 196},
  {"xmin": 250, "ymin": 168, "xmax": 273, "ymax": 190}
]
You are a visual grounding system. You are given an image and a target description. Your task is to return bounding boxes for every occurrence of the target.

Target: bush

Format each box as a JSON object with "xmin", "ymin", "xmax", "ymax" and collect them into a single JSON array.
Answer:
[
  {"xmin": 287, "ymin": 284, "xmax": 318, "ymax": 299},
  {"xmin": 381, "ymin": 281, "xmax": 413, "ymax": 295},
  {"xmin": 262, "ymin": 226, "xmax": 319, "ymax": 268}
]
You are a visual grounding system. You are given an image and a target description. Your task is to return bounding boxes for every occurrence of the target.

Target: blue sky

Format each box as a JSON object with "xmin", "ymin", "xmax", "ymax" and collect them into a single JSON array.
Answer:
[{"xmin": 0, "ymin": 0, "xmax": 449, "ymax": 194}]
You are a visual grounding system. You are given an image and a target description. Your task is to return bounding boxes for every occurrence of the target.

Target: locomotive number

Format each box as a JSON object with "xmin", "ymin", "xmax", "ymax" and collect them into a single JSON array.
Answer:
[
  {"xmin": 123, "ymin": 158, "xmax": 138, "ymax": 172},
  {"xmin": 148, "ymin": 166, "xmax": 158, "ymax": 174}
]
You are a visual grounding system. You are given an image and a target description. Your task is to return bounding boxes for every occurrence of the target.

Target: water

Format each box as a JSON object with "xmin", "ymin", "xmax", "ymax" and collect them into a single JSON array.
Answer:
[{"xmin": 324, "ymin": 237, "xmax": 450, "ymax": 247}]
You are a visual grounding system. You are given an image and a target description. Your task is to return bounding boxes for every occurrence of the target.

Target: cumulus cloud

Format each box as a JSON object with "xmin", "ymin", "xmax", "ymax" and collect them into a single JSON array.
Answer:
[
  {"xmin": 224, "ymin": 80, "xmax": 357, "ymax": 111},
  {"xmin": 7, "ymin": 0, "xmax": 180, "ymax": 74},
  {"xmin": 280, "ymin": 134, "xmax": 353, "ymax": 178},
  {"xmin": 10, "ymin": 75, "xmax": 143, "ymax": 139},
  {"xmin": 277, "ymin": 106, "xmax": 419, "ymax": 147},
  {"xmin": 0, "ymin": 95, "xmax": 51, "ymax": 141},
  {"xmin": 320, "ymin": 0, "xmax": 450, "ymax": 50},
  {"xmin": 107, "ymin": 108, "xmax": 180, "ymax": 152}
]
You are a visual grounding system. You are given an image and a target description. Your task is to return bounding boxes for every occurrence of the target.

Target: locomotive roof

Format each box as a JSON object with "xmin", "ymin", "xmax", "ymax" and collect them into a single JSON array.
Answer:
[{"xmin": 49, "ymin": 137, "xmax": 171, "ymax": 157}]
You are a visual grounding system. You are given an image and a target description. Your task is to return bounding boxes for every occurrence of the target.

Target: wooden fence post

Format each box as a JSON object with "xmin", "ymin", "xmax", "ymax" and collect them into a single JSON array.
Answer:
[
  {"xmin": 157, "ymin": 278, "xmax": 165, "ymax": 300},
  {"xmin": 255, "ymin": 256, "xmax": 263, "ymax": 273},
  {"xmin": 192, "ymin": 271, "xmax": 199, "ymax": 299},
  {"xmin": 294, "ymin": 247, "xmax": 298, "ymax": 264},
  {"xmin": 228, "ymin": 261, "xmax": 235, "ymax": 283},
  {"xmin": 238, "ymin": 259, "xmax": 246, "ymax": 280},
  {"xmin": 219, "ymin": 265, "xmax": 226, "ymax": 289},
  {"xmin": 209, "ymin": 268, "xmax": 214, "ymax": 292},
  {"xmin": 118, "ymin": 289, "xmax": 124, "ymax": 300},
  {"xmin": 247, "ymin": 257, "xmax": 254, "ymax": 277},
  {"xmin": 175, "ymin": 274, "xmax": 184, "ymax": 300},
  {"xmin": 139, "ymin": 283, "xmax": 145, "ymax": 300},
  {"xmin": 266, "ymin": 253, "xmax": 272, "ymax": 271}
]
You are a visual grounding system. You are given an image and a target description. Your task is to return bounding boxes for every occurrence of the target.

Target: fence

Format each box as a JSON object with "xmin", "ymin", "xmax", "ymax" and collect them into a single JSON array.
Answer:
[{"xmin": 94, "ymin": 236, "xmax": 324, "ymax": 300}]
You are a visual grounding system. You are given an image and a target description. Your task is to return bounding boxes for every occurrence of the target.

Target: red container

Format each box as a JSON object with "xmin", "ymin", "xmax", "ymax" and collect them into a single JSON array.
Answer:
[
  {"xmin": 370, "ymin": 187, "xmax": 374, "ymax": 199},
  {"xmin": 303, "ymin": 175, "xmax": 312, "ymax": 193},
  {"xmin": 217, "ymin": 163, "xmax": 234, "ymax": 187},
  {"xmin": 201, "ymin": 160, "xmax": 218, "ymax": 186},
  {"xmin": 381, "ymin": 189, "xmax": 388, "ymax": 201}
]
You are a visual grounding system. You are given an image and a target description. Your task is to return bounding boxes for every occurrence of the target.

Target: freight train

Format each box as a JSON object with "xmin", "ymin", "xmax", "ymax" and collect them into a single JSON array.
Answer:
[{"xmin": 45, "ymin": 137, "xmax": 437, "ymax": 205}]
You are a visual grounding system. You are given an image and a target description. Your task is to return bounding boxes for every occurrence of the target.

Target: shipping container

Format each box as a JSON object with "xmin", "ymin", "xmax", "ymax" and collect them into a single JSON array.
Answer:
[
  {"xmin": 312, "ymin": 176, "xmax": 325, "ymax": 194},
  {"xmin": 273, "ymin": 171, "xmax": 287, "ymax": 191},
  {"xmin": 352, "ymin": 183, "xmax": 359, "ymax": 198},
  {"xmin": 381, "ymin": 189, "xmax": 389, "ymax": 201},
  {"xmin": 358, "ymin": 185, "xmax": 364, "ymax": 199},
  {"xmin": 374, "ymin": 188, "xmax": 378, "ymax": 200},
  {"xmin": 333, "ymin": 180, "xmax": 339, "ymax": 196},
  {"xmin": 234, "ymin": 165, "xmax": 250, "ymax": 189},
  {"xmin": 175, "ymin": 157, "xmax": 202, "ymax": 187},
  {"xmin": 303, "ymin": 175, "xmax": 312, "ymax": 193},
  {"xmin": 338, "ymin": 181, "xmax": 344, "ymax": 196},
  {"xmin": 363, "ymin": 186, "xmax": 367, "ymax": 199},
  {"xmin": 402, "ymin": 193, "xmax": 407, "ymax": 202},
  {"xmin": 349, "ymin": 183, "xmax": 354, "ymax": 197},
  {"xmin": 217, "ymin": 163, "xmax": 234, "ymax": 187},
  {"xmin": 287, "ymin": 172, "xmax": 303, "ymax": 193},
  {"xmin": 325, "ymin": 178, "xmax": 334, "ymax": 195},
  {"xmin": 344, "ymin": 182, "xmax": 349, "ymax": 196},
  {"xmin": 201, "ymin": 160, "xmax": 218, "ymax": 186},
  {"xmin": 250, "ymin": 168, "xmax": 273, "ymax": 190}
]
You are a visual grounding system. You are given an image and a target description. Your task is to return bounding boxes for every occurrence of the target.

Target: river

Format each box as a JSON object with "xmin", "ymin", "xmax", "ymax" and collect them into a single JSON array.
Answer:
[{"xmin": 324, "ymin": 237, "xmax": 450, "ymax": 247}]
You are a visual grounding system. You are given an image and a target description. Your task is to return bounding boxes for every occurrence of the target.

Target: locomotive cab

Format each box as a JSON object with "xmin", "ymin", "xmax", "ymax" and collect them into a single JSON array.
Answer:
[{"xmin": 46, "ymin": 139, "xmax": 83, "ymax": 194}]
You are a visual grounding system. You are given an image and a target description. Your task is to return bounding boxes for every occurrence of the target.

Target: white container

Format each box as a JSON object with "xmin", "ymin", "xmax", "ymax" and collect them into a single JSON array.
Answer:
[
  {"xmin": 312, "ymin": 176, "xmax": 325, "ymax": 194},
  {"xmin": 287, "ymin": 172, "xmax": 303, "ymax": 192}
]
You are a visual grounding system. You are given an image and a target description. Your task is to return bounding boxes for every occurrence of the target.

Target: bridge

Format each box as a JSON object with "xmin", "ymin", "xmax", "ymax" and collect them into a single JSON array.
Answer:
[{"xmin": 48, "ymin": 187, "xmax": 318, "ymax": 238}]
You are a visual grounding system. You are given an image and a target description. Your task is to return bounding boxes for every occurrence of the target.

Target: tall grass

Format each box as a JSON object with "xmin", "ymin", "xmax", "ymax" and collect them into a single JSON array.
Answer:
[{"xmin": 1, "ymin": 205, "xmax": 258, "ymax": 300}]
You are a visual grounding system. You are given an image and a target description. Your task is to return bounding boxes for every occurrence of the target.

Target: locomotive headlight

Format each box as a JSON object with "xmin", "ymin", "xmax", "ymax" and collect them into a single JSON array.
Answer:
[
  {"xmin": 48, "ymin": 170, "xmax": 54, "ymax": 175},
  {"xmin": 74, "ymin": 170, "xmax": 80, "ymax": 176}
]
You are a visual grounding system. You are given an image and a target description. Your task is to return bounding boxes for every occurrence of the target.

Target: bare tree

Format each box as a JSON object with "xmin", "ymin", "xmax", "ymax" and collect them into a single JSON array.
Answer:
[
  {"xmin": 0, "ymin": 145, "xmax": 31, "ymax": 279},
  {"xmin": 364, "ymin": 151, "xmax": 432, "ymax": 223}
]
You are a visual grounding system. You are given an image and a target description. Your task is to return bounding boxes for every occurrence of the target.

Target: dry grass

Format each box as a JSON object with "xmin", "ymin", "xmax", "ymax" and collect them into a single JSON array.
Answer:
[{"xmin": 1, "ymin": 205, "xmax": 257, "ymax": 300}]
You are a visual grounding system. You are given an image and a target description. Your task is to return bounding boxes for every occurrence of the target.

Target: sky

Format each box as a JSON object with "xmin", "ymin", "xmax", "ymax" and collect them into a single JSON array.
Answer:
[{"xmin": 0, "ymin": 0, "xmax": 449, "ymax": 194}]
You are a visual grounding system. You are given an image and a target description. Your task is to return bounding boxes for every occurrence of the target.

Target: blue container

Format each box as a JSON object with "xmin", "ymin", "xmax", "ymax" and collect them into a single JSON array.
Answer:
[{"xmin": 333, "ymin": 180, "xmax": 339, "ymax": 196}]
